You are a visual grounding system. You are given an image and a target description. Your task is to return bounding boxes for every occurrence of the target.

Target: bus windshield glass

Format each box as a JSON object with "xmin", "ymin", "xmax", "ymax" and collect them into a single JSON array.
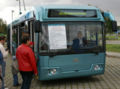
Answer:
[{"xmin": 39, "ymin": 22, "xmax": 103, "ymax": 54}]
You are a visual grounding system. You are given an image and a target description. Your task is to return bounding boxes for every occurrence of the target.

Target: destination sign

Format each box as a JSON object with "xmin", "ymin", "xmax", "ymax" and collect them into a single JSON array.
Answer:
[{"xmin": 48, "ymin": 9, "xmax": 97, "ymax": 18}]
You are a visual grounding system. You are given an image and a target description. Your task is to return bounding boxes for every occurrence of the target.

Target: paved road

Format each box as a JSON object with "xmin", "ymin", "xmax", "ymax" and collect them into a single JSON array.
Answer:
[
  {"xmin": 107, "ymin": 52, "xmax": 120, "ymax": 58},
  {"xmin": 1, "ymin": 56, "xmax": 120, "ymax": 89},
  {"xmin": 106, "ymin": 40, "xmax": 120, "ymax": 44}
]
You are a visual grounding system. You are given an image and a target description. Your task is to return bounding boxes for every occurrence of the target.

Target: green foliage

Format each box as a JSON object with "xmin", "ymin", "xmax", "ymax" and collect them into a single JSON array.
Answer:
[
  {"xmin": 106, "ymin": 34, "xmax": 120, "ymax": 40},
  {"xmin": 118, "ymin": 26, "xmax": 120, "ymax": 29},
  {"xmin": 0, "ymin": 18, "xmax": 7, "ymax": 34},
  {"xmin": 104, "ymin": 17, "xmax": 113, "ymax": 34},
  {"xmin": 106, "ymin": 44, "xmax": 120, "ymax": 52}
]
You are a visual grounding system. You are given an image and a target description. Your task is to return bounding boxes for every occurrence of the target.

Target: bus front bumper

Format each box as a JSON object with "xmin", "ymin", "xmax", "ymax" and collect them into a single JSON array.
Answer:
[{"xmin": 38, "ymin": 64, "xmax": 105, "ymax": 80}]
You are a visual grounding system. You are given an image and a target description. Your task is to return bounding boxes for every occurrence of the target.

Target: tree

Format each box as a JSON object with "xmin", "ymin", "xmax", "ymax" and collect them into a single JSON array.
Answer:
[
  {"xmin": 104, "ymin": 17, "xmax": 113, "ymax": 34},
  {"xmin": 117, "ymin": 26, "xmax": 120, "ymax": 30},
  {"xmin": 0, "ymin": 18, "xmax": 7, "ymax": 34}
]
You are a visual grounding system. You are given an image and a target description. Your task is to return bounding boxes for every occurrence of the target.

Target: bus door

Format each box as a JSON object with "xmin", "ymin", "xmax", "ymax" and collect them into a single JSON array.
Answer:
[{"xmin": 18, "ymin": 20, "xmax": 35, "ymax": 48}]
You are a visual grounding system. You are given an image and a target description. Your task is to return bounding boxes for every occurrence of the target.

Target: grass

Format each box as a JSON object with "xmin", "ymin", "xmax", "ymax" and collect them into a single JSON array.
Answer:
[
  {"xmin": 106, "ymin": 44, "xmax": 120, "ymax": 53},
  {"xmin": 106, "ymin": 34, "xmax": 120, "ymax": 40}
]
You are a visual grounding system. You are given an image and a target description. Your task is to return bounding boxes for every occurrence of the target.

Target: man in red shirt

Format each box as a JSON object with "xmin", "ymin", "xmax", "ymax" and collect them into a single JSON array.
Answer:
[{"xmin": 16, "ymin": 35, "xmax": 38, "ymax": 89}]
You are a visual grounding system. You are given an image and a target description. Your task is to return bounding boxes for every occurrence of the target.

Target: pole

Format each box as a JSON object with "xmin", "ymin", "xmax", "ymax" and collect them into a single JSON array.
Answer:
[
  {"xmin": 23, "ymin": 0, "xmax": 26, "ymax": 11},
  {"xmin": 10, "ymin": 10, "xmax": 14, "ymax": 54},
  {"xmin": 18, "ymin": 0, "xmax": 22, "ymax": 15}
]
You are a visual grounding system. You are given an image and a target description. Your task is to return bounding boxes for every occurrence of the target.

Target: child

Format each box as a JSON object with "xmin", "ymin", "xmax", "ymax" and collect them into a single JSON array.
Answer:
[{"xmin": 11, "ymin": 56, "xmax": 20, "ymax": 87}]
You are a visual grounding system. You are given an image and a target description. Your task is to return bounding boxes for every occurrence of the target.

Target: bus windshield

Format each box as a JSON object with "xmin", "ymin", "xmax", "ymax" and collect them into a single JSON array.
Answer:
[{"xmin": 39, "ymin": 22, "xmax": 104, "ymax": 55}]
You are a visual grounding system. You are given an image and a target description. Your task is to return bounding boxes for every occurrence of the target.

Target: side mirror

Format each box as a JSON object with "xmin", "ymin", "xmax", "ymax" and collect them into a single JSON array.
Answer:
[
  {"xmin": 112, "ymin": 21, "xmax": 117, "ymax": 32},
  {"xmin": 34, "ymin": 20, "xmax": 42, "ymax": 32}
]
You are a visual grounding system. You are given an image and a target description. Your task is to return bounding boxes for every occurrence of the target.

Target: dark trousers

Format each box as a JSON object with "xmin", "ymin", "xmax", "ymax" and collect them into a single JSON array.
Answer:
[
  {"xmin": 20, "ymin": 71, "xmax": 33, "ymax": 89},
  {"xmin": 13, "ymin": 74, "xmax": 19, "ymax": 85},
  {"xmin": 1, "ymin": 61, "xmax": 6, "ymax": 89}
]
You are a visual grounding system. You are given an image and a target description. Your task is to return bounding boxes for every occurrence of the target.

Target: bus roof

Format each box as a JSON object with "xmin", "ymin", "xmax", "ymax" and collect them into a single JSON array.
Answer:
[
  {"xmin": 10, "ymin": 5, "xmax": 104, "ymax": 26},
  {"xmin": 35, "ymin": 5, "xmax": 99, "ymax": 10}
]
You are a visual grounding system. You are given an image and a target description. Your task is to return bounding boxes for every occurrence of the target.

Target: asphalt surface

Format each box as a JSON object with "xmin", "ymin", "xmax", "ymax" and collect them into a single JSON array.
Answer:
[
  {"xmin": 106, "ymin": 40, "xmax": 120, "ymax": 44},
  {"xmin": 0, "ymin": 55, "xmax": 120, "ymax": 89}
]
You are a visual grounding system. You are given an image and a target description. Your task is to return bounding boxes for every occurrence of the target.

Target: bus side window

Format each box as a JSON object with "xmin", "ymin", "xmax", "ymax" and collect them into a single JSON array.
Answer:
[
  {"xmin": 22, "ymin": 21, "xmax": 29, "ymax": 36},
  {"xmin": 12, "ymin": 27, "xmax": 18, "ymax": 55},
  {"xmin": 19, "ymin": 21, "xmax": 30, "ymax": 43},
  {"xmin": 18, "ymin": 22, "xmax": 27, "ymax": 43}
]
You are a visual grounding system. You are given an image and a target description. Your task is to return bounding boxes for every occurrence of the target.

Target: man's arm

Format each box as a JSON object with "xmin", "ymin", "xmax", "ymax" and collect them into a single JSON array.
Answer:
[
  {"xmin": 28, "ymin": 48, "xmax": 38, "ymax": 75},
  {"xmin": 0, "ymin": 45, "xmax": 8, "ymax": 58}
]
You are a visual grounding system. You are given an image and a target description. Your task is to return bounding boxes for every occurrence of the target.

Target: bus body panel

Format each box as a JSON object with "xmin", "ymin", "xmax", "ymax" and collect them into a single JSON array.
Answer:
[
  {"xmin": 37, "ymin": 52, "xmax": 105, "ymax": 80},
  {"xmin": 8, "ymin": 5, "xmax": 114, "ymax": 80},
  {"xmin": 34, "ymin": 6, "xmax": 104, "ymax": 22}
]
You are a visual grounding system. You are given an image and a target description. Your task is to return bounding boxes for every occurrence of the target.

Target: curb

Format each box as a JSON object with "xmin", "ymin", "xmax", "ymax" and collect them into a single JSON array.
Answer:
[{"xmin": 106, "ymin": 52, "xmax": 120, "ymax": 58}]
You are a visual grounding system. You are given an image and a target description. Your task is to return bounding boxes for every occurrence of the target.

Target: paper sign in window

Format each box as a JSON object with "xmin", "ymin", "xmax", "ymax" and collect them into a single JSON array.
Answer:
[{"xmin": 48, "ymin": 24, "xmax": 67, "ymax": 50}]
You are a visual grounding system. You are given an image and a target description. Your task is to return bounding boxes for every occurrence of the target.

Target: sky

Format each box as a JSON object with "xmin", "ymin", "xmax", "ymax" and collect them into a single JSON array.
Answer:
[{"xmin": 0, "ymin": 0, "xmax": 120, "ymax": 25}]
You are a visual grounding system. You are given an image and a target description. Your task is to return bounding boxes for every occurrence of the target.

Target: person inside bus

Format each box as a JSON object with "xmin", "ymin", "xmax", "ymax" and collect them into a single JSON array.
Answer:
[{"xmin": 72, "ymin": 31, "xmax": 87, "ymax": 50}]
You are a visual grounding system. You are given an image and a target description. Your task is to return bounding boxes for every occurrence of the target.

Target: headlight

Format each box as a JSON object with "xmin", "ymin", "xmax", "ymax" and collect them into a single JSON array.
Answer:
[
  {"xmin": 94, "ymin": 65, "xmax": 101, "ymax": 71},
  {"xmin": 49, "ymin": 69, "xmax": 57, "ymax": 75}
]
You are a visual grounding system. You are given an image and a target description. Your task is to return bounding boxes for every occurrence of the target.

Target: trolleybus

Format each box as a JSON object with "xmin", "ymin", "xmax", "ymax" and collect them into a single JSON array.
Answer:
[{"xmin": 8, "ymin": 5, "xmax": 117, "ymax": 80}]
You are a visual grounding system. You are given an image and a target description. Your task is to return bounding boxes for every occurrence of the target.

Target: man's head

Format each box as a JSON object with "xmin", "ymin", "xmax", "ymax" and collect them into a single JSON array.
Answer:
[
  {"xmin": 0, "ymin": 36, "xmax": 6, "ymax": 45},
  {"xmin": 77, "ymin": 31, "xmax": 83, "ymax": 38},
  {"xmin": 21, "ymin": 35, "xmax": 30, "ymax": 46}
]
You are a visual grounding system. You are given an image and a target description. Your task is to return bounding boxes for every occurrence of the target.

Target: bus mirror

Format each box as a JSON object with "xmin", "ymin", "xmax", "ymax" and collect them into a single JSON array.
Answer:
[
  {"xmin": 112, "ymin": 21, "xmax": 117, "ymax": 32},
  {"xmin": 34, "ymin": 20, "xmax": 42, "ymax": 32}
]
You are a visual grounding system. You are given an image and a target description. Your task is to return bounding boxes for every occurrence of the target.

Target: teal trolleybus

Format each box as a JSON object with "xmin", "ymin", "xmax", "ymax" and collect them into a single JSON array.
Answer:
[{"xmin": 8, "ymin": 5, "xmax": 117, "ymax": 80}]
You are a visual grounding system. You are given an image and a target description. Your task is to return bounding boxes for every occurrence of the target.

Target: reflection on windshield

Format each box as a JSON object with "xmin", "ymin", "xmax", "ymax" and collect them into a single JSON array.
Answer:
[{"xmin": 39, "ymin": 22, "xmax": 103, "ymax": 53}]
